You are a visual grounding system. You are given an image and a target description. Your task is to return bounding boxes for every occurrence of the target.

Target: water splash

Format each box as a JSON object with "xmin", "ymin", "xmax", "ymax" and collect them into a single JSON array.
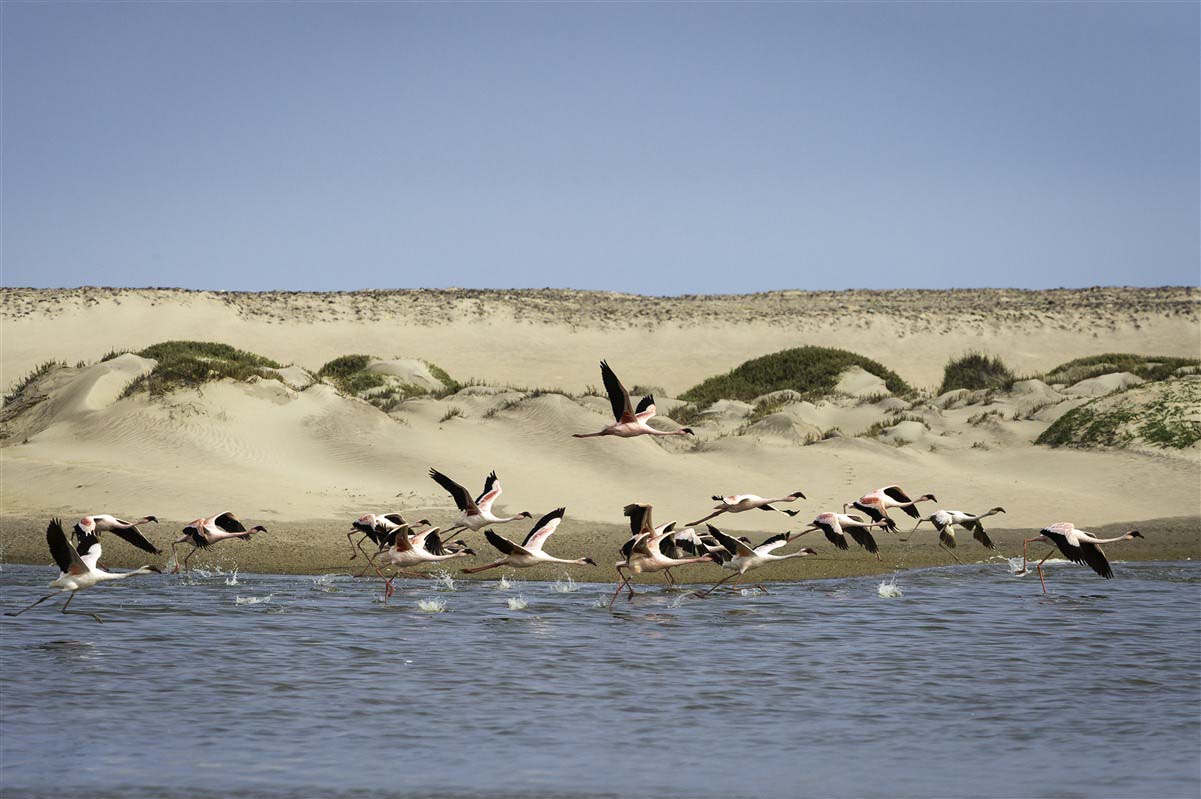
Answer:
[
  {"xmin": 993, "ymin": 555, "xmax": 1070, "ymax": 576},
  {"xmin": 431, "ymin": 570, "xmax": 457, "ymax": 591},
  {"xmin": 417, "ymin": 598, "xmax": 447, "ymax": 613},
  {"xmin": 877, "ymin": 576, "xmax": 903, "ymax": 598},
  {"xmin": 552, "ymin": 573, "xmax": 579, "ymax": 593},
  {"xmin": 506, "ymin": 596, "xmax": 529, "ymax": 610},
  {"xmin": 495, "ymin": 575, "xmax": 513, "ymax": 590},
  {"xmin": 235, "ymin": 595, "xmax": 272, "ymax": 605},
  {"xmin": 311, "ymin": 574, "xmax": 340, "ymax": 592},
  {"xmin": 223, "ymin": 567, "xmax": 240, "ymax": 586},
  {"xmin": 738, "ymin": 587, "xmax": 765, "ymax": 597}
]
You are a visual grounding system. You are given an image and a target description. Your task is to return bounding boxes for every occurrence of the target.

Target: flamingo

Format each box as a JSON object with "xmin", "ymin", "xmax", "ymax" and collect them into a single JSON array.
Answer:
[
  {"xmin": 170, "ymin": 512, "xmax": 266, "ymax": 574},
  {"xmin": 6, "ymin": 519, "xmax": 160, "ymax": 623},
  {"xmin": 429, "ymin": 468, "xmax": 532, "ymax": 536},
  {"xmin": 797, "ymin": 512, "xmax": 891, "ymax": 560},
  {"xmin": 1018, "ymin": 522, "xmax": 1144, "ymax": 593},
  {"xmin": 573, "ymin": 361, "xmax": 694, "ymax": 439},
  {"xmin": 901, "ymin": 507, "xmax": 1006, "ymax": 561},
  {"xmin": 347, "ymin": 513, "xmax": 432, "ymax": 576},
  {"xmin": 692, "ymin": 524, "xmax": 817, "ymax": 596},
  {"xmin": 381, "ymin": 526, "xmax": 476, "ymax": 600},
  {"xmin": 688, "ymin": 491, "xmax": 806, "ymax": 526},
  {"xmin": 73, "ymin": 514, "xmax": 161, "ymax": 555},
  {"xmin": 609, "ymin": 502, "xmax": 715, "ymax": 608},
  {"xmin": 461, "ymin": 508, "xmax": 596, "ymax": 576},
  {"xmin": 847, "ymin": 486, "xmax": 937, "ymax": 532}
]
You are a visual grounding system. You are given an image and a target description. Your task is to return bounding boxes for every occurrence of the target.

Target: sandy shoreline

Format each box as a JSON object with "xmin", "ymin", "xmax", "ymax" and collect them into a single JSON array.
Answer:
[{"xmin": 2, "ymin": 513, "xmax": 1196, "ymax": 583}]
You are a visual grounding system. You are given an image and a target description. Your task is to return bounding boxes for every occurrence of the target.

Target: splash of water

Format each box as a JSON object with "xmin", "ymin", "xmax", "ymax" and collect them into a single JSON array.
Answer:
[
  {"xmin": 311, "ymin": 574, "xmax": 340, "ymax": 592},
  {"xmin": 495, "ymin": 575, "xmax": 513, "ymax": 590},
  {"xmin": 234, "ymin": 595, "xmax": 272, "ymax": 605},
  {"xmin": 552, "ymin": 573, "xmax": 579, "ymax": 593},
  {"xmin": 993, "ymin": 555, "xmax": 1071, "ymax": 576},
  {"xmin": 432, "ymin": 570, "xmax": 457, "ymax": 591},
  {"xmin": 506, "ymin": 596, "xmax": 529, "ymax": 610},
  {"xmin": 224, "ymin": 567, "xmax": 240, "ymax": 586},
  {"xmin": 877, "ymin": 576, "xmax": 903, "ymax": 598},
  {"xmin": 417, "ymin": 598, "xmax": 446, "ymax": 613}
]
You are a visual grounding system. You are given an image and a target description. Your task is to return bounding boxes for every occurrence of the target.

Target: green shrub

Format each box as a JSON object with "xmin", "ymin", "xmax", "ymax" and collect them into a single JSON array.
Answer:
[
  {"xmin": 938, "ymin": 352, "xmax": 1015, "ymax": 395},
  {"xmin": 680, "ymin": 347, "xmax": 910, "ymax": 406},
  {"xmin": 1036, "ymin": 381, "xmax": 1201, "ymax": 450},
  {"xmin": 1043, "ymin": 353, "xmax": 1200, "ymax": 385},
  {"xmin": 122, "ymin": 341, "xmax": 283, "ymax": 397},
  {"xmin": 4, "ymin": 360, "xmax": 64, "ymax": 405}
]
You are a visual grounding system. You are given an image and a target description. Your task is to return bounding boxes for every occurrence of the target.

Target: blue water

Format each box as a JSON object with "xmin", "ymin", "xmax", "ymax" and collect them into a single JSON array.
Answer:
[{"xmin": 2, "ymin": 561, "xmax": 1199, "ymax": 798}]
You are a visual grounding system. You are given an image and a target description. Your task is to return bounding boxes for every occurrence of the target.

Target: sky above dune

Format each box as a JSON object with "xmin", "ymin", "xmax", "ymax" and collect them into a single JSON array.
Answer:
[{"xmin": 2, "ymin": 2, "xmax": 1197, "ymax": 294}]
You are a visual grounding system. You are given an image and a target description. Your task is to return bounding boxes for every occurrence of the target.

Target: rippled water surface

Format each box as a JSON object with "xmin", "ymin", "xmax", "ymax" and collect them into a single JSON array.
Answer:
[{"xmin": 2, "ymin": 561, "xmax": 1199, "ymax": 798}]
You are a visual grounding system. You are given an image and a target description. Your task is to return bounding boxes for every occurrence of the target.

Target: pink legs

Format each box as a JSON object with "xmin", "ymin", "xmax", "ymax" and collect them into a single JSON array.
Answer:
[
  {"xmin": 60, "ymin": 591, "xmax": 103, "ymax": 623},
  {"xmin": 5, "ymin": 592, "xmax": 58, "ymax": 617},
  {"xmin": 1020, "ymin": 536, "xmax": 1054, "ymax": 594},
  {"xmin": 609, "ymin": 565, "xmax": 635, "ymax": 610}
]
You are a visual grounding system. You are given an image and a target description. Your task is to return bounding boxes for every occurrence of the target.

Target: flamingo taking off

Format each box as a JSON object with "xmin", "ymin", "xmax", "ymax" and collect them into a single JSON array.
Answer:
[
  {"xmin": 688, "ymin": 491, "xmax": 806, "ymax": 526},
  {"xmin": 847, "ymin": 486, "xmax": 937, "ymax": 532},
  {"xmin": 429, "ymin": 468, "xmax": 532, "ymax": 536},
  {"xmin": 6, "ymin": 519, "xmax": 160, "ymax": 623},
  {"xmin": 573, "ymin": 361, "xmax": 694, "ymax": 439},
  {"xmin": 1018, "ymin": 522, "xmax": 1143, "ymax": 593},
  {"xmin": 798, "ymin": 512, "xmax": 891, "ymax": 560},
  {"xmin": 171, "ymin": 512, "xmax": 266, "ymax": 574},
  {"xmin": 347, "ymin": 513, "xmax": 432, "ymax": 574},
  {"xmin": 381, "ymin": 525, "xmax": 476, "ymax": 600},
  {"xmin": 901, "ymin": 507, "xmax": 1006, "ymax": 561},
  {"xmin": 461, "ymin": 508, "xmax": 596, "ymax": 576},
  {"xmin": 692, "ymin": 524, "xmax": 817, "ymax": 596},
  {"xmin": 73, "ymin": 514, "xmax": 161, "ymax": 555},
  {"xmin": 609, "ymin": 502, "xmax": 715, "ymax": 608}
]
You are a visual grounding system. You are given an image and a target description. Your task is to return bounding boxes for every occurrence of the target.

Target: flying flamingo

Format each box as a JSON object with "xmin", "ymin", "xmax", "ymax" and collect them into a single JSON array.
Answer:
[
  {"xmin": 461, "ymin": 508, "xmax": 596, "ymax": 576},
  {"xmin": 1018, "ymin": 522, "xmax": 1144, "ymax": 593},
  {"xmin": 170, "ymin": 512, "xmax": 266, "ymax": 574},
  {"xmin": 901, "ymin": 507, "xmax": 1006, "ymax": 561},
  {"xmin": 688, "ymin": 491, "xmax": 807, "ymax": 526},
  {"xmin": 692, "ymin": 524, "xmax": 817, "ymax": 596},
  {"xmin": 429, "ymin": 468, "xmax": 532, "ymax": 536},
  {"xmin": 347, "ymin": 513, "xmax": 432, "ymax": 575},
  {"xmin": 6, "ymin": 519, "xmax": 160, "ymax": 623},
  {"xmin": 847, "ymin": 486, "xmax": 938, "ymax": 532},
  {"xmin": 381, "ymin": 526, "xmax": 476, "ymax": 601},
  {"xmin": 797, "ymin": 512, "xmax": 891, "ymax": 560},
  {"xmin": 573, "ymin": 361, "xmax": 694, "ymax": 439},
  {"xmin": 609, "ymin": 502, "xmax": 715, "ymax": 608},
  {"xmin": 73, "ymin": 514, "xmax": 161, "ymax": 555}
]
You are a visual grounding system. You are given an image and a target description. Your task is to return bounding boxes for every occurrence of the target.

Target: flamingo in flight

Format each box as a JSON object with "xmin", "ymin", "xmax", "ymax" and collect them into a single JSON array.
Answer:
[
  {"xmin": 6, "ymin": 519, "xmax": 160, "ymax": 623},
  {"xmin": 692, "ymin": 524, "xmax": 817, "ymax": 596},
  {"xmin": 609, "ymin": 502, "xmax": 715, "ymax": 608},
  {"xmin": 171, "ymin": 512, "xmax": 266, "ymax": 574},
  {"xmin": 73, "ymin": 514, "xmax": 161, "ymax": 555},
  {"xmin": 798, "ymin": 512, "xmax": 891, "ymax": 560},
  {"xmin": 381, "ymin": 525, "xmax": 476, "ymax": 601},
  {"xmin": 461, "ymin": 508, "xmax": 596, "ymax": 576},
  {"xmin": 1018, "ymin": 522, "xmax": 1143, "ymax": 593},
  {"xmin": 573, "ymin": 361, "xmax": 694, "ymax": 439},
  {"xmin": 347, "ymin": 513, "xmax": 434, "ymax": 576},
  {"xmin": 901, "ymin": 507, "xmax": 1006, "ymax": 561},
  {"xmin": 688, "ymin": 491, "xmax": 806, "ymax": 526},
  {"xmin": 847, "ymin": 486, "xmax": 937, "ymax": 532},
  {"xmin": 429, "ymin": 468, "xmax": 532, "ymax": 536}
]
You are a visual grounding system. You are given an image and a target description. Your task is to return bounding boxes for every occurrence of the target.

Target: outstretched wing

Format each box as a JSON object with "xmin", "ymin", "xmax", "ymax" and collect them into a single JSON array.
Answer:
[
  {"xmin": 623, "ymin": 503, "xmax": 655, "ymax": 537},
  {"xmin": 600, "ymin": 360, "xmax": 634, "ymax": 423},
  {"xmin": 430, "ymin": 468, "xmax": 477, "ymax": 513},
  {"xmin": 965, "ymin": 520, "xmax": 995, "ymax": 550},
  {"xmin": 108, "ymin": 522, "xmax": 162, "ymax": 554},
  {"xmin": 882, "ymin": 486, "xmax": 921, "ymax": 519},
  {"xmin": 816, "ymin": 519, "xmax": 849, "ymax": 551},
  {"xmin": 845, "ymin": 525, "xmax": 880, "ymax": 555},
  {"xmin": 755, "ymin": 532, "xmax": 793, "ymax": 554},
  {"xmin": 852, "ymin": 502, "xmax": 895, "ymax": 531},
  {"xmin": 706, "ymin": 525, "xmax": 756, "ymax": 559},
  {"xmin": 939, "ymin": 529, "xmax": 957, "ymax": 549},
  {"xmin": 47, "ymin": 518, "xmax": 87, "ymax": 575},
  {"xmin": 382, "ymin": 513, "xmax": 407, "ymax": 526},
  {"xmin": 416, "ymin": 528, "xmax": 446, "ymax": 555},
  {"xmin": 521, "ymin": 507, "xmax": 565, "ymax": 551},
  {"xmin": 1076, "ymin": 540, "xmax": 1114, "ymax": 579},
  {"xmin": 635, "ymin": 394, "xmax": 656, "ymax": 422},
  {"xmin": 212, "ymin": 512, "xmax": 248, "ymax": 533},
  {"xmin": 484, "ymin": 529, "xmax": 527, "ymax": 557},
  {"xmin": 475, "ymin": 471, "xmax": 502, "ymax": 512}
]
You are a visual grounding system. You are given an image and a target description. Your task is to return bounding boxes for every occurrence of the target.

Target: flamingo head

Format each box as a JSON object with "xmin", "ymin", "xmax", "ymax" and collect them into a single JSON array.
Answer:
[
  {"xmin": 1126, "ymin": 530, "xmax": 1144, "ymax": 539},
  {"xmin": 789, "ymin": 491, "xmax": 806, "ymax": 499},
  {"xmin": 460, "ymin": 547, "xmax": 477, "ymax": 556},
  {"xmin": 681, "ymin": 427, "xmax": 695, "ymax": 436},
  {"xmin": 581, "ymin": 557, "xmax": 598, "ymax": 566},
  {"xmin": 143, "ymin": 515, "xmax": 159, "ymax": 524},
  {"xmin": 250, "ymin": 525, "xmax": 268, "ymax": 533},
  {"xmin": 922, "ymin": 494, "xmax": 938, "ymax": 502},
  {"xmin": 520, "ymin": 511, "xmax": 533, "ymax": 518},
  {"xmin": 991, "ymin": 507, "xmax": 1006, "ymax": 514},
  {"xmin": 145, "ymin": 565, "xmax": 163, "ymax": 573},
  {"xmin": 417, "ymin": 518, "xmax": 431, "ymax": 526}
]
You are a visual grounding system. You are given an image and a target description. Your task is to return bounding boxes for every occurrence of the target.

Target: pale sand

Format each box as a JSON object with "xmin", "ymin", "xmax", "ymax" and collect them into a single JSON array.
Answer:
[{"xmin": 0, "ymin": 287, "xmax": 1198, "ymax": 578}]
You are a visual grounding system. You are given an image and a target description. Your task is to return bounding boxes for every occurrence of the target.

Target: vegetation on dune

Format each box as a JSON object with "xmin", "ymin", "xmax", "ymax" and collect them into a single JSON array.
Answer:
[
  {"xmin": 1036, "ymin": 381, "xmax": 1201, "ymax": 450},
  {"xmin": 121, "ymin": 341, "xmax": 284, "ymax": 398},
  {"xmin": 1043, "ymin": 353, "xmax": 1200, "ymax": 386},
  {"xmin": 317, "ymin": 354, "xmax": 389, "ymax": 396},
  {"xmin": 680, "ymin": 347, "xmax": 910, "ymax": 406},
  {"xmin": 937, "ymin": 352, "xmax": 1016, "ymax": 395},
  {"xmin": 4, "ymin": 360, "xmax": 65, "ymax": 406},
  {"xmin": 423, "ymin": 361, "xmax": 461, "ymax": 396}
]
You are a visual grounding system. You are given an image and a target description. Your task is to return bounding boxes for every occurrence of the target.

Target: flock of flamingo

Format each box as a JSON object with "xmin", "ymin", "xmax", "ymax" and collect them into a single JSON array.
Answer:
[{"xmin": 6, "ymin": 360, "xmax": 1144, "ymax": 622}]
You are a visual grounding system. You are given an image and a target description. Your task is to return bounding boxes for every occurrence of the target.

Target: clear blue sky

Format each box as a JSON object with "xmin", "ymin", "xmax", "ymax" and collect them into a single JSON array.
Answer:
[{"xmin": 2, "ymin": 2, "xmax": 1197, "ymax": 294}]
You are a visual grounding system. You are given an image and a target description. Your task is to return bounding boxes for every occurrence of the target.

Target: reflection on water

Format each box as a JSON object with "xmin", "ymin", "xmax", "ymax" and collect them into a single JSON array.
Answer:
[{"xmin": 2, "ymin": 561, "xmax": 1199, "ymax": 799}]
